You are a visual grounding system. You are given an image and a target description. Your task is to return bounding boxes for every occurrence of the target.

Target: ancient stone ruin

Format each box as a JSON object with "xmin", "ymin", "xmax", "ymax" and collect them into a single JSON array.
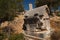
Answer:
[{"xmin": 23, "ymin": 5, "xmax": 51, "ymax": 40}]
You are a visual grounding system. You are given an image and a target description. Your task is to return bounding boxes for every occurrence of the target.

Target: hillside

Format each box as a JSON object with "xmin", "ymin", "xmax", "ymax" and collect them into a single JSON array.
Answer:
[
  {"xmin": 50, "ymin": 16, "xmax": 60, "ymax": 32},
  {"xmin": 0, "ymin": 14, "xmax": 24, "ymax": 34}
]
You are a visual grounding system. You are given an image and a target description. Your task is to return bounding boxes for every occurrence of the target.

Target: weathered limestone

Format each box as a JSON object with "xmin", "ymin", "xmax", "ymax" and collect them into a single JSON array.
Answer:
[{"xmin": 23, "ymin": 5, "xmax": 51, "ymax": 40}]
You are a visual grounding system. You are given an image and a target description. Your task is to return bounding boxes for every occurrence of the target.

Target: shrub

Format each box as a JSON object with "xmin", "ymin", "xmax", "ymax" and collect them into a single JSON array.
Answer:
[{"xmin": 9, "ymin": 33, "xmax": 25, "ymax": 40}]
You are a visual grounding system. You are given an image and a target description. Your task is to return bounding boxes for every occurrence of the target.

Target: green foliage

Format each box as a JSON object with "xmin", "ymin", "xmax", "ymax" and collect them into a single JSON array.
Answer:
[
  {"xmin": 0, "ymin": 32, "xmax": 7, "ymax": 40},
  {"xmin": 9, "ymin": 33, "xmax": 24, "ymax": 40},
  {"xmin": 0, "ymin": 0, "xmax": 24, "ymax": 22},
  {"xmin": 55, "ymin": 11, "xmax": 60, "ymax": 16},
  {"xmin": 35, "ymin": 0, "xmax": 60, "ymax": 16},
  {"xmin": 35, "ymin": 0, "xmax": 60, "ymax": 10},
  {"xmin": 0, "ymin": 27, "xmax": 24, "ymax": 40},
  {"xmin": 57, "ymin": 13, "xmax": 60, "ymax": 16}
]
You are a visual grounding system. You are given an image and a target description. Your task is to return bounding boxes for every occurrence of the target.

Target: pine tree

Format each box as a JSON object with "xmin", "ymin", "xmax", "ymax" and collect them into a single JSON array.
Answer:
[
  {"xmin": 0, "ymin": 0, "xmax": 24, "ymax": 23},
  {"xmin": 35, "ymin": 0, "xmax": 60, "ymax": 11}
]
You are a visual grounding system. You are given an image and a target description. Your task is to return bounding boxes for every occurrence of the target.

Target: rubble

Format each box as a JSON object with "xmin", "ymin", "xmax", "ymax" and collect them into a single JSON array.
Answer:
[{"xmin": 23, "ymin": 5, "xmax": 52, "ymax": 40}]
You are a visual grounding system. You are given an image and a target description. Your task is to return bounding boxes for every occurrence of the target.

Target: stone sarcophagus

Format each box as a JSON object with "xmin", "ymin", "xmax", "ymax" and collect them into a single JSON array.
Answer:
[{"xmin": 23, "ymin": 5, "xmax": 51, "ymax": 40}]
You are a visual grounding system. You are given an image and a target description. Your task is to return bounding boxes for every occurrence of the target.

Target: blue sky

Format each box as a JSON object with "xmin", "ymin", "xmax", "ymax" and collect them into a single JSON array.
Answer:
[
  {"xmin": 23, "ymin": 0, "xmax": 35, "ymax": 10},
  {"xmin": 23, "ymin": 0, "xmax": 60, "ymax": 10}
]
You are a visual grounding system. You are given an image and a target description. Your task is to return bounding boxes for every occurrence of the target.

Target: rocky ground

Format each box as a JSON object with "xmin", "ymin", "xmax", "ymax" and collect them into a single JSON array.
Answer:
[
  {"xmin": 50, "ymin": 16, "xmax": 60, "ymax": 40},
  {"xmin": 0, "ymin": 14, "xmax": 24, "ymax": 34},
  {"xmin": 50, "ymin": 16, "xmax": 60, "ymax": 32}
]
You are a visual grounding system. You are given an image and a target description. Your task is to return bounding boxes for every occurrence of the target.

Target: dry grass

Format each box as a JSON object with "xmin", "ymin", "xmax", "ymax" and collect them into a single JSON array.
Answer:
[
  {"xmin": 50, "ymin": 17, "xmax": 60, "ymax": 40},
  {"xmin": 0, "ymin": 14, "xmax": 24, "ymax": 34},
  {"xmin": 50, "ymin": 16, "xmax": 60, "ymax": 32},
  {"xmin": 9, "ymin": 15, "xmax": 24, "ymax": 34}
]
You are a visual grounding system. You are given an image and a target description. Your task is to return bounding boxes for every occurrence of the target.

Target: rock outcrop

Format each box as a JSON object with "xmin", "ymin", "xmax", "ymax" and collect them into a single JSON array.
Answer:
[{"xmin": 1, "ymin": 14, "xmax": 24, "ymax": 34}]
